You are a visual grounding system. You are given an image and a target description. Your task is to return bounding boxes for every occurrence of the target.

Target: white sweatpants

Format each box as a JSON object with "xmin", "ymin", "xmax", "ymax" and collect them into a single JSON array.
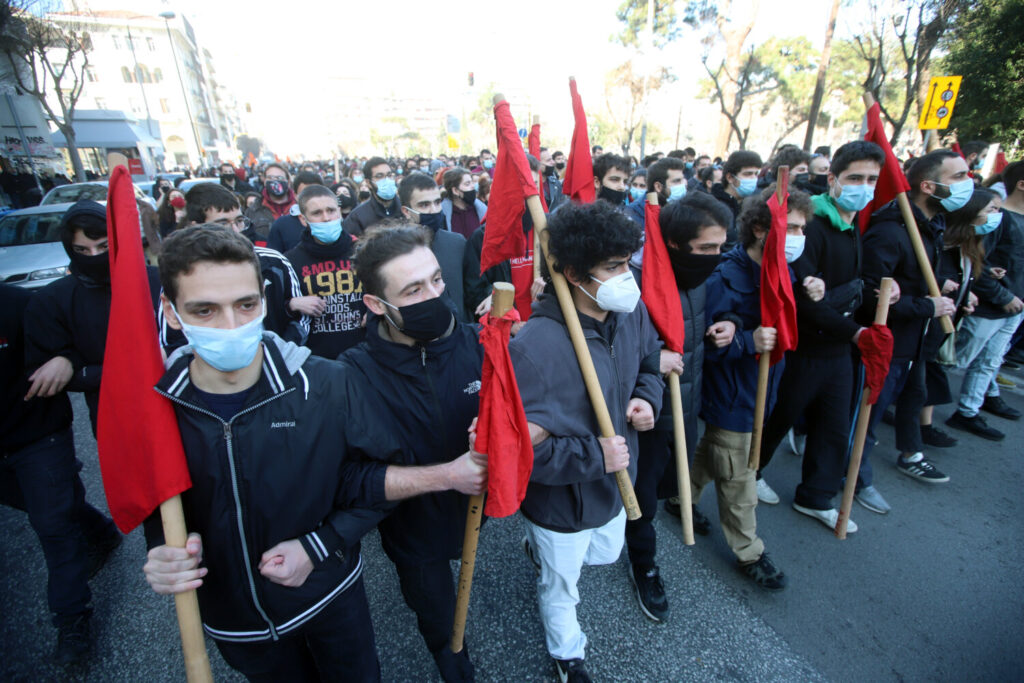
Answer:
[{"xmin": 524, "ymin": 508, "xmax": 626, "ymax": 660}]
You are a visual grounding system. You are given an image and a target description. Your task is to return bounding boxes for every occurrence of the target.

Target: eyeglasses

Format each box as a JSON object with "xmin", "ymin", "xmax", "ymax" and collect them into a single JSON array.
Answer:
[
  {"xmin": 213, "ymin": 216, "xmax": 252, "ymax": 231},
  {"xmin": 372, "ymin": 172, "xmax": 396, "ymax": 181}
]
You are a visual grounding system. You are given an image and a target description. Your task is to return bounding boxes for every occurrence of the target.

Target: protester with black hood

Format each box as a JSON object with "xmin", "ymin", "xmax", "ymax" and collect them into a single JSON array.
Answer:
[
  {"xmin": 23, "ymin": 200, "xmax": 162, "ymax": 435},
  {"xmin": 218, "ymin": 162, "xmax": 255, "ymax": 195}
]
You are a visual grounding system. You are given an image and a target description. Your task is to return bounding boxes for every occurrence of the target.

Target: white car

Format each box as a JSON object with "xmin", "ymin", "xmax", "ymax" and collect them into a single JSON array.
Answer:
[{"xmin": 41, "ymin": 181, "xmax": 157, "ymax": 210}]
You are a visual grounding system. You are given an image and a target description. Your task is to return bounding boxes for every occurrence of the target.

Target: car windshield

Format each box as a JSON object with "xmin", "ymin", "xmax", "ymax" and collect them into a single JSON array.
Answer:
[
  {"xmin": 0, "ymin": 211, "xmax": 66, "ymax": 246},
  {"xmin": 42, "ymin": 184, "xmax": 108, "ymax": 205}
]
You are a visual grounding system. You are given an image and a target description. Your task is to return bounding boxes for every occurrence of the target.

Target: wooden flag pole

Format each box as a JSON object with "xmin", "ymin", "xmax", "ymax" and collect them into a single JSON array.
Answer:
[
  {"xmin": 748, "ymin": 167, "xmax": 788, "ymax": 471},
  {"xmin": 533, "ymin": 114, "xmax": 542, "ymax": 281},
  {"xmin": 451, "ymin": 282, "xmax": 516, "ymax": 654},
  {"xmin": 646, "ymin": 192, "xmax": 694, "ymax": 545},
  {"xmin": 863, "ymin": 93, "xmax": 953, "ymax": 335},
  {"xmin": 159, "ymin": 495, "xmax": 213, "ymax": 682},
  {"xmin": 836, "ymin": 277, "xmax": 894, "ymax": 539}
]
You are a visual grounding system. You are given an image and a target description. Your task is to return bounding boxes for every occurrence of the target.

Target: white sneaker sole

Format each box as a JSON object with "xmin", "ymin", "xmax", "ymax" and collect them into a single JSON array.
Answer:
[
  {"xmin": 792, "ymin": 503, "xmax": 858, "ymax": 533},
  {"xmin": 628, "ymin": 570, "xmax": 667, "ymax": 623}
]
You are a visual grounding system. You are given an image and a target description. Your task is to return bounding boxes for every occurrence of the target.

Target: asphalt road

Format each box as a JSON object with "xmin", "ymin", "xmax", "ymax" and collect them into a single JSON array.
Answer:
[{"xmin": 2, "ymin": 366, "xmax": 1022, "ymax": 682}]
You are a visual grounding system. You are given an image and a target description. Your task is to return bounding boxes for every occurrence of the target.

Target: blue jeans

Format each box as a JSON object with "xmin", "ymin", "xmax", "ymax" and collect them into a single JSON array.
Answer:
[
  {"xmin": 956, "ymin": 312, "xmax": 1024, "ymax": 416},
  {"xmin": 0, "ymin": 428, "xmax": 118, "ymax": 625}
]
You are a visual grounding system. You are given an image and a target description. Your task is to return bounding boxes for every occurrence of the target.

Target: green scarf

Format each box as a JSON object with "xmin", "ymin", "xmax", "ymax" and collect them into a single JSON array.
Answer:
[{"xmin": 811, "ymin": 193, "xmax": 855, "ymax": 232}]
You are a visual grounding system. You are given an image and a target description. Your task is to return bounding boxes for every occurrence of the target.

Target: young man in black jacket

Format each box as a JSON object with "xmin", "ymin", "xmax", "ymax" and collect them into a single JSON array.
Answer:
[
  {"xmin": 510, "ymin": 201, "xmax": 664, "ymax": 682},
  {"xmin": 1, "ymin": 284, "xmax": 120, "ymax": 667},
  {"xmin": 342, "ymin": 224, "xmax": 487, "ymax": 681},
  {"xmin": 144, "ymin": 226, "xmax": 388, "ymax": 681}
]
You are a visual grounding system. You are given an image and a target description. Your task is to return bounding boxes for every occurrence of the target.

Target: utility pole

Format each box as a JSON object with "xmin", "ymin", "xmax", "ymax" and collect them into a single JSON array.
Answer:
[
  {"xmin": 803, "ymin": 0, "xmax": 840, "ymax": 151},
  {"xmin": 639, "ymin": 0, "xmax": 654, "ymax": 160}
]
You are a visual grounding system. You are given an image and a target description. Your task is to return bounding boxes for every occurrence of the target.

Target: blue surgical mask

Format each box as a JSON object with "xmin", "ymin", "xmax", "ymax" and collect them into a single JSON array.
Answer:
[
  {"xmin": 936, "ymin": 179, "xmax": 973, "ymax": 211},
  {"xmin": 736, "ymin": 177, "xmax": 758, "ymax": 197},
  {"xmin": 629, "ymin": 187, "xmax": 646, "ymax": 202},
  {"xmin": 483, "ymin": 159, "xmax": 494, "ymax": 170},
  {"xmin": 976, "ymin": 211, "xmax": 1002, "ymax": 235},
  {"xmin": 472, "ymin": 182, "xmax": 480, "ymax": 192},
  {"xmin": 833, "ymin": 183, "xmax": 875, "ymax": 212},
  {"xmin": 173, "ymin": 302, "xmax": 265, "ymax": 373},
  {"xmin": 351, "ymin": 173, "xmax": 364, "ymax": 184},
  {"xmin": 309, "ymin": 217, "xmax": 342, "ymax": 243},
  {"xmin": 668, "ymin": 184, "xmax": 687, "ymax": 202},
  {"xmin": 685, "ymin": 161, "xmax": 694, "ymax": 170},
  {"xmin": 375, "ymin": 177, "xmax": 398, "ymax": 200}
]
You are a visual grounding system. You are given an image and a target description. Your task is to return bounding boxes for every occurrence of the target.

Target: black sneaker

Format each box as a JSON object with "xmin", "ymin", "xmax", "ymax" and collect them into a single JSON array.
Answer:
[
  {"xmin": 554, "ymin": 658, "xmax": 591, "ymax": 683},
  {"xmin": 739, "ymin": 552, "xmax": 787, "ymax": 591},
  {"xmin": 629, "ymin": 564, "xmax": 669, "ymax": 622},
  {"xmin": 521, "ymin": 537, "xmax": 541, "ymax": 575},
  {"xmin": 55, "ymin": 613, "xmax": 91, "ymax": 667},
  {"xmin": 663, "ymin": 496, "xmax": 681, "ymax": 517},
  {"xmin": 981, "ymin": 395, "xmax": 1022, "ymax": 421},
  {"xmin": 946, "ymin": 411, "xmax": 1005, "ymax": 441},
  {"xmin": 88, "ymin": 532, "xmax": 123, "ymax": 579},
  {"xmin": 691, "ymin": 506, "xmax": 711, "ymax": 535},
  {"xmin": 920, "ymin": 424, "xmax": 958, "ymax": 448},
  {"xmin": 896, "ymin": 452, "xmax": 949, "ymax": 484}
]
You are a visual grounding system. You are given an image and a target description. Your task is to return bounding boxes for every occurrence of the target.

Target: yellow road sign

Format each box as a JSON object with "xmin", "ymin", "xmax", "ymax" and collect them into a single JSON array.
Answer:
[
  {"xmin": 447, "ymin": 134, "xmax": 459, "ymax": 150},
  {"xmin": 918, "ymin": 76, "xmax": 962, "ymax": 130}
]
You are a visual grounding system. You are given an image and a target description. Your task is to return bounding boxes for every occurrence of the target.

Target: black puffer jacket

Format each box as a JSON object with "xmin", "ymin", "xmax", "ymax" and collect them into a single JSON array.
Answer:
[{"xmin": 150, "ymin": 334, "xmax": 393, "ymax": 643}]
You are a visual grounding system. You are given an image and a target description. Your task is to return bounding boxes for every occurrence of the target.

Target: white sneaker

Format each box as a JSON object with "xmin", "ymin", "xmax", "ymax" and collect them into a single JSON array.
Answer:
[
  {"xmin": 756, "ymin": 478, "xmax": 780, "ymax": 505},
  {"xmin": 792, "ymin": 502, "xmax": 858, "ymax": 533}
]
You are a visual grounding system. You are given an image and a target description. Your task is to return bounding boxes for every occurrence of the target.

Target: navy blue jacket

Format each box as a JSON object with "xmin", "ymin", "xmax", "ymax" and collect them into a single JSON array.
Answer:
[{"xmin": 700, "ymin": 247, "xmax": 785, "ymax": 432}]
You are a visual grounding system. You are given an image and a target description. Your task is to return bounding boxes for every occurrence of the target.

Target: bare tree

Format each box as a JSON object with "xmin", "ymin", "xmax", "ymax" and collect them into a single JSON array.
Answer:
[
  {"xmin": 702, "ymin": 46, "xmax": 780, "ymax": 151},
  {"xmin": 0, "ymin": 1, "xmax": 91, "ymax": 181},
  {"xmin": 603, "ymin": 59, "xmax": 671, "ymax": 155}
]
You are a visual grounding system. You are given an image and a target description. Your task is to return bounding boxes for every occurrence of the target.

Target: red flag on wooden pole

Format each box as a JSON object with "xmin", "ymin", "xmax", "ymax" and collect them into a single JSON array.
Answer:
[
  {"xmin": 562, "ymin": 78, "xmax": 595, "ymax": 204},
  {"xmin": 98, "ymin": 166, "xmax": 191, "ymax": 533},
  {"xmin": 640, "ymin": 200, "xmax": 684, "ymax": 354},
  {"xmin": 479, "ymin": 100, "xmax": 539, "ymax": 274},
  {"xmin": 528, "ymin": 121, "xmax": 541, "ymax": 159},
  {"xmin": 761, "ymin": 192, "xmax": 798, "ymax": 365},
  {"xmin": 859, "ymin": 102, "xmax": 912, "ymax": 233}
]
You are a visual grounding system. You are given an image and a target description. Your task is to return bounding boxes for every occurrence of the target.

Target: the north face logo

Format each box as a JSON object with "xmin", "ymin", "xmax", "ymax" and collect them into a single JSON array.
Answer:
[{"xmin": 463, "ymin": 380, "xmax": 481, "ymax": 395}]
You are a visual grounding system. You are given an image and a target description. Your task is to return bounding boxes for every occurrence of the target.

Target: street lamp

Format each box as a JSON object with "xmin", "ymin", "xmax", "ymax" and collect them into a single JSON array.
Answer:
[{"xmin": 158, "ymin": 10, "xmax": 203, "ymax": 169}]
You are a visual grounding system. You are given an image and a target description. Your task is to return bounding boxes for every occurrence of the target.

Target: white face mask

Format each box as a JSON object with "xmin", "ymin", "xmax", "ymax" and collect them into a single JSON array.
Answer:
[
  {"xmin": 784, "ymin": 234, "xmax": 806, "ymax": 263},
  {"xmin": 579, "ymin": 270, "xmax": 641, "ymax": 313}
]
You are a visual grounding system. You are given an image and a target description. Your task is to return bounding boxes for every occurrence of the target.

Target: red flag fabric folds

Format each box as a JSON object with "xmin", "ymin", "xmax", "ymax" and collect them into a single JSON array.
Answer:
[
  {"xmin": 477, "ymin": 310, "xmax": 533, "ymax": 518},
  {"xmin": 479, "ymin": 100, "xmax": 539, "ymax": 274},
  {"xmin": 562, "ymin": 79, "xmax": 595, "ymax": 204},
  {"xmin": 640, "ymin": 200, "xmax": 684, "ymax": 354},
  {"xmin": 761, "ymin": 193, "xmax": 798, "ymax": 366},
  {"xmin": 995, "ymin": 151, "xmax": 1009, "ymax": 174},
  {"xmin": 857, "ymin": 324, "xmax": 894, "ymax": 405},
  {"xmin": 98, "ymin": 166, "xmax": 191, "ymax": 533},
  {"xmin": 528, "ymin": 123, "xmax": 541, "ymax": 159},
  {"xmin": 859, "ymin": 102, "xmax": 912, "ymax": 233}
]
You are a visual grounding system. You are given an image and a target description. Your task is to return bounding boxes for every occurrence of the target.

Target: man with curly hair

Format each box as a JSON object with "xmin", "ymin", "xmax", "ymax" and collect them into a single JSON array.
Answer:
[{"xmin": 509, "ymin": 201, "xmax": 665, "ymax": 683}]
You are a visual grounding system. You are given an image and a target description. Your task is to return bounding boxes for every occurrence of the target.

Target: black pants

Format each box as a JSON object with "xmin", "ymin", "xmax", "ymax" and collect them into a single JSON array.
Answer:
[
  {"xmin": 760, "ymin": 353, "xmax": 854, "ymax": 510},
  {"xmin": 0, "ymin": 428, "xmax": 118, "ymax": 625},
  {"xmin": 857, "ymin": 358, "xmax": 925, "ymax": 488},
  {"xmin": 214, "ymin": 575, "xmax": 380, "ymax": 683},
  {"xmin": 626, "ymin": 428, "xmax": 675, "ymax": 570}
]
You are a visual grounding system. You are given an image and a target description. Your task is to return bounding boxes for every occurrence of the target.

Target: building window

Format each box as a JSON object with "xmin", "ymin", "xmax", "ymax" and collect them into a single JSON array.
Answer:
[
  {"xmin": 126, "ymin": 35, "xmax": 134, "ymax": 51},
  {"xmin": 95, "ymin": 97, "xmax": 106, "ymax": 109},
  {"xmin": 112, "ymin": 35, "xmax": 120, "ymax": 49},
  {"xmin": 129, "ymin": 98, "xmax": 143, "ymax": 115},
  {"xmin": 137, "ymin": 65, "xmax": 152, "ymax": 83},
  {"xmin": 146, "ymin": 37, "xmax": 156, "ymax": 51},
  {"xmin": 160, "ymin": 99, "xmax": 170, "ymax": 113},
  {"xmin": 121, "ymin": 66, "xmax": 134, "ymax": 83},
  {"xmin": 153, "ymin": 68, "xmax": 163, "ymax": 83}
]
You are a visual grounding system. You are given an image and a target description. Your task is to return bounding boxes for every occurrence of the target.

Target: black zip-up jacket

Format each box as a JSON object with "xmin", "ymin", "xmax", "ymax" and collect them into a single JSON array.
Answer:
[
  {"xmin": 149, "ymin": 334, "xmax": 393, "ymax": 643},
  {"xmin": 1, "ymin": 284, "xmax": 73, "ymax": 454},
  {"xmin": 339, "ymin": 314, "xmax": 483, "ymax": 565},
  {"xmin": 710, "ymin": 182, "xmax": 741, "ymax": 246},
  {"xmin": 342, "ymin": 195, "xmax": 402, "ymax": 237},
  {"xmin": 24, "ymin": 267, "xmax": 161, "ymax": 433},
  {"xmin": 972, "ymin": 209, "xmax": 1024, "ymax": 319},
  {"xmin": 858, "ymin": 200, "xmax": 945, "ymax": 361}
]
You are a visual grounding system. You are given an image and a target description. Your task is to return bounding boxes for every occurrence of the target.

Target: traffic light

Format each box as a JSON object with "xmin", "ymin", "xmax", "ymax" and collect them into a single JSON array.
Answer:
[{"xmin": 468, "ymin": 72, "xmax": 474, "ymax": 87}]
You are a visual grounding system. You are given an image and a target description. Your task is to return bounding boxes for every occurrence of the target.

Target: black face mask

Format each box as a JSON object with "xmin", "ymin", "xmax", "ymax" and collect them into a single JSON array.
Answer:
[
  {"xmin": 337, "ymin": 193, "xmax": 357, "ymax": 210},
  {"xmin": 68, "ymin": 251, "xmax": 110, "ymax": 287},
  {"xmin": 793, "ymin": 172, "xmax": 810, "ymax": 186},
  {"xmin": 598, "ymin": 186, "xmax": 628, "ymax": 206},
  {"xmin": 265, "ymin": 179, "xmax": 288, "ymax": 197},
  {"xmin": 221, "ymin": 173, "xmax": 236, "ymax": 184},
  {"xmin": 381, "ymin": 293, "xmax": 456, "ymax": 342},
  {"xmin": 544, "ymin": 164, "xmax": 558, "ymax": 177},
  {"xmin": 668, "ymin": 248, "xmax": 720, "ymax": 291},
  {"xmin": 810, "ymin": 173, "xmax": 829, "ymax": 190},
  {"xmin": 418, "ymin": 211, "xmax": 446, "ymax": 233},
  {"xmin": 459, "ymin": 189, "xmax": 477, "ymax": 206},
  {"xmin": 358, "ymin": 190, "xmax": 371, "ymax": 202},
  {"xmin": 555, "ymin": 161, "xmax": 566, "ymax": 171}
]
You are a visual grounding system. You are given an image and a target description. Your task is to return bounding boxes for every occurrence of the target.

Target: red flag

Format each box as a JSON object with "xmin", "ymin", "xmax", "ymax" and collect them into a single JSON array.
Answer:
[
  {"xmin": 951, "ymin": 141, "xmax": 964, "ymax": 158},
  {"xmin": 761, "ymin": 193, "xmax": 798, "ymax": 365},
  {"xmin": 528, "ymin": 123, "xmax": 541, "ymax": 159},
  {"xmin": 995, "ymin": 151, "xmax": 1009, "ymax": 174},
  {"xmin": 479, "ymin": 99, "xmax": 539, "ymax": 274},
  {"xmin": 640, "ymin": 200, "xmax": 684, "ymax": 353},
  {"xmin": 98, "ymin": 166, "xmax": 191, "ymax": 533},
  {"xmin": 860, "ymin": 102, "xmax": 912, "ymax": 233},
  {"xmin": 477, "ymin": 310, "xmax": 533, "ymax": 518},
  {"xmin": 562, "ymin": 79, "xmax": 595, "ymax": 204}
]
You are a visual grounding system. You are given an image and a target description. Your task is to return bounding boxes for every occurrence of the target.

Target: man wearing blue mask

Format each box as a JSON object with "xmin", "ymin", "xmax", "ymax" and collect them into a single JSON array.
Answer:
[
  {"xmin": 854, "ymin": 149, "xmax": 966, "ymax": 497},
  {"xmin": 146, "ymin": 225, "xmax": 386, "ymax": 681},
  {"xmin": 342, "ymin": 156, "xmax": 402, "ymax": 237},
  {"xmin": 399, "ymin": 172, "xmax": 471, "ymax": 322},
  {"xmin": 624, "ymin": 156, "xmax": 687, "ymax": 231},
  {"xmin": 286, "ymin": 185, "xmax": 366, "ymax": 357},
  {"xmin": 712, "ymin": 151, "xmax": 764, "ymax": 246},
  {"xmin": 479, "ymin": 148, "xmax": 495, "ymax": 176},
  {"xmin": 758, "ymin": 141, "xmax": 896, "ymax": 524},
  {"xmin": 441, "ymin": 167, "xmax": 487, "ymax": 239}
]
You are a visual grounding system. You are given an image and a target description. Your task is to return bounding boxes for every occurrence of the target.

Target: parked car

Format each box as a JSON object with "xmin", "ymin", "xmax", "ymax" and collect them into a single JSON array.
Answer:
[
  {"xmin": 176, "ymin": 177, "xmax": 220, "ymax": 193},
  {"xmin": 40, "ymin": 181, "xmax": 156, "ymax": 209}
]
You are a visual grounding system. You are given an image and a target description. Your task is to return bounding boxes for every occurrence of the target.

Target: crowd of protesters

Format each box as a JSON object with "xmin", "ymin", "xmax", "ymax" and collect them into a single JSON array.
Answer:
[{"xmin": 2, "ymin": 131, "xmax": 1022, "ymax": 683}]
